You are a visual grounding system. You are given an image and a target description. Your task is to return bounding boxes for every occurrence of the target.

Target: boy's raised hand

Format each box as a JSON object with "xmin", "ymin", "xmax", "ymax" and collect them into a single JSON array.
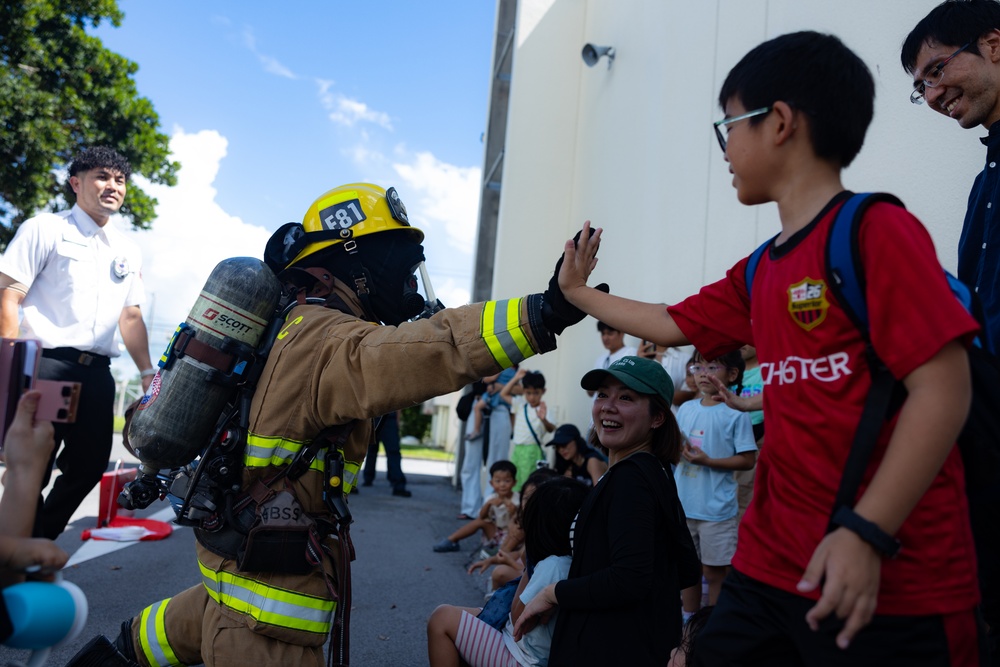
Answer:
[
  {"xmin": 797, "ymin": 527, "xmax": 880, "ymax": 650},
  {"xmin": 558, "ymin": 221, "xmax": 603, "ymax": 298},
  {"xmin": 540, "ymin": 222, "xmax": 607, "ymax": 337}
]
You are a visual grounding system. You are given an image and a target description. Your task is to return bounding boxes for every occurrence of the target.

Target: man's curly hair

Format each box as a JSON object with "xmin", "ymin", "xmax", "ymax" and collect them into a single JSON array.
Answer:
[{"xmin": 69, "ymin": 146, "xmax": 131, "ymax": 179}]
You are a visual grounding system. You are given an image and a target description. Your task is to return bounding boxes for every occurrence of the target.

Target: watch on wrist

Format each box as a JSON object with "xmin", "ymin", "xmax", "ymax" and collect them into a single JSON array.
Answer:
[{"xmin": 832, "ymin": 506, "xmax": 901, "ymax": 558}]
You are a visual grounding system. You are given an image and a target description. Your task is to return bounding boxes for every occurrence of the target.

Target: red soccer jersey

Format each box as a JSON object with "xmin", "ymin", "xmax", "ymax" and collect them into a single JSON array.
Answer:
[{"xmin": 668, "ymin": 193, "xmax": 980, "ymax": 615}]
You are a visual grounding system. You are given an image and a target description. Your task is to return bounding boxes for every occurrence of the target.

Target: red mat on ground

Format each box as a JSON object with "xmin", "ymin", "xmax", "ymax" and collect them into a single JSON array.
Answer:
[{"xmin": 81, "ymin": 517, "xmax": 173, "ymax": 541}]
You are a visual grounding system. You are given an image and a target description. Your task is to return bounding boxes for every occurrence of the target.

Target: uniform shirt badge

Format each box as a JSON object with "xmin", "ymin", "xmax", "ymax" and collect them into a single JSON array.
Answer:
[
  {"xmin": 112, "ymin": 256, "xmax": 129, "ymax": 279},
  {"xmin": 787, "ymin": 278, "xmax": 829, "ymax": 331}
]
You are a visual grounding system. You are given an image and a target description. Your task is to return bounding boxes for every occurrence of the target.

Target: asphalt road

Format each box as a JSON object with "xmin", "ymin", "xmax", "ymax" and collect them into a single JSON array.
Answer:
[{"xmin": 0, "ymin": 448, "xmax": 488, "ymax": 667}]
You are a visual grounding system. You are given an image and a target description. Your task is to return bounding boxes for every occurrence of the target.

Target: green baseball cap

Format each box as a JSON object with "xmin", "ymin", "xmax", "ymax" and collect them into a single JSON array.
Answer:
[{"xmin": 580, "ymin": 355, "xmax": 674, "ymax": 405}]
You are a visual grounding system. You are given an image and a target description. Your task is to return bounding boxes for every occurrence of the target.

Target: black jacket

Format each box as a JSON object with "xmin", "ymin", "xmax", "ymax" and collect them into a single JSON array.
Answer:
[{"xmin": 549, "ymin": 451, "xmax": 698, "ymax": 666}]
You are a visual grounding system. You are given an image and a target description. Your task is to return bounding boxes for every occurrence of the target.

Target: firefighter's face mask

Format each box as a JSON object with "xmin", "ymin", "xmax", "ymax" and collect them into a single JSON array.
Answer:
[{"xmin": 364, "ymin": 237, "xmax": 443, "ymax": 325}]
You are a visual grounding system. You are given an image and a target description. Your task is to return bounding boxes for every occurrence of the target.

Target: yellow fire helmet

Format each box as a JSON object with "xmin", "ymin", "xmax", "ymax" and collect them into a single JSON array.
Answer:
[{"xmin": 265, "ymin": 183, "xmax": 424, "ymax": 272}]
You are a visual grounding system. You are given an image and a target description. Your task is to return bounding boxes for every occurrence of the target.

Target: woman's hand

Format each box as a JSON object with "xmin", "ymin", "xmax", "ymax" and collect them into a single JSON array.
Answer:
[
  {"xmin": 0, "ymin": 391, "xmax": 55, "ymax": 487},
  {"xmin": 513, "ymin": 583, "xmax": 558, "ymax": 641},
  {"xmin": 0, "ymin": 536, "xmax": 68, "ymax": 580}
]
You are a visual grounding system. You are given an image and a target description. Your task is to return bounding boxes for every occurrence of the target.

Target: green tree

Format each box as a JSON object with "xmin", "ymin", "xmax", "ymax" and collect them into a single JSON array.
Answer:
[
  {"xmin": 399, "ymin": 405, "xmax": 432, "ymax": 442},
  {"xmin": 0, "ymin": 0, "xmax": 178, "ymax": 248}
]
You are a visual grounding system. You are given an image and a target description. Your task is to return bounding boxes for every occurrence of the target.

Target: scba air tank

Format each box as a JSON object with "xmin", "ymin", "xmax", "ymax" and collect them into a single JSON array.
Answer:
[{"xmin": 127, "ymin": 257, "xmax": 282, "ymax": 471}]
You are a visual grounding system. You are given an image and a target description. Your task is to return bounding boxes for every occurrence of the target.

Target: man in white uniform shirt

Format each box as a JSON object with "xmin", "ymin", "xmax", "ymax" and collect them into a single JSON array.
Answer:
[
  {"xmin": 588, "ymin": 321, "xmax": 636, "ymax": 389},
  {"xmin": 0, "ymin": 146, "xmax": 155, "ymax": 539}
]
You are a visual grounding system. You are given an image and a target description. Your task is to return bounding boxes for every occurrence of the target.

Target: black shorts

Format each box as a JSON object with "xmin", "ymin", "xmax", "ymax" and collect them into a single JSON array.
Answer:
[{"xmin": 690, "ymin": 570, "xmax": 987, "ymax": 667}]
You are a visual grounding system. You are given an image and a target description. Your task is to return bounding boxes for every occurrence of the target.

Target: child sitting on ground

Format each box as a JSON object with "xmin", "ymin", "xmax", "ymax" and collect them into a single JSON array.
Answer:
[
  {"xmin": 427, "ymin": 476, "xmax": 590, "ymax": 667},
  {"xmin": 675, "ymin": 350, "xmax": 757, "ymax": 618},
  {"xmin": 434, "ymin": 460, "xmax": 519, "ymax": 553},
  {"xmin": 467, "ymin": 467, "xmax": 561, "ymax": 592},
  {"xmin": 501, "ymin": 369, "xmax": 555, "ymax": 492}
]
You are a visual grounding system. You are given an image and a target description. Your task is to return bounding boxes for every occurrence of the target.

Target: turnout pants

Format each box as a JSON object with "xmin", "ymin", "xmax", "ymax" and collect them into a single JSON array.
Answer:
[{"xmin": 131, "ymin": 585, "xmax": 325, "ymax": 667}]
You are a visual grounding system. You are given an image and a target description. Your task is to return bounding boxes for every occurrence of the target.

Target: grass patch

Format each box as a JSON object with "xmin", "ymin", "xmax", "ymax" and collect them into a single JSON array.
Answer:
[
  {"xmin": 114, "ymin": 416, "xmax": 126, "ymax": 433},
  {"xmin": 400, "ymin": 444, "xmax": 454, "ymax": 462}
]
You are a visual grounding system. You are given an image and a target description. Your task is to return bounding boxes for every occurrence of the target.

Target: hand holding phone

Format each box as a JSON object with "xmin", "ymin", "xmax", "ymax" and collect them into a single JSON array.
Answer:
[{"xmin": 0, "ymin": 339, "xmax": 80, "ymax": 445}]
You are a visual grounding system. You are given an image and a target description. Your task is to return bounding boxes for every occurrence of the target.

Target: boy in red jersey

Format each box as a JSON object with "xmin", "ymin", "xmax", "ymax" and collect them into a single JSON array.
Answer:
[{"xmin": 555, "ymin": 32, "xmax": 985, "ymax": 666}]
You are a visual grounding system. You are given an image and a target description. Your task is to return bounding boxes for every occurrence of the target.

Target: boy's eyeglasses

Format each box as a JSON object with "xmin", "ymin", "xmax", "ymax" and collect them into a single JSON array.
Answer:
[
  {"xmin": 910, "ymin": 42, "xmax": 971, "ymax": 105},
  {"xmin": 688, "ymin": 363, "xmax": 725, "ymax": 374},
  {"xmin": 713, "ymin": 106, "xmax": 772, "ymax": 153}
]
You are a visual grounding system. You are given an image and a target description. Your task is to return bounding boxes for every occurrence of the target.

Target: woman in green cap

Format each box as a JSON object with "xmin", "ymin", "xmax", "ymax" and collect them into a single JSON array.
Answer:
[{"xmin": 513, "ymin": 355, "xmax": 699, "ymax": 665}]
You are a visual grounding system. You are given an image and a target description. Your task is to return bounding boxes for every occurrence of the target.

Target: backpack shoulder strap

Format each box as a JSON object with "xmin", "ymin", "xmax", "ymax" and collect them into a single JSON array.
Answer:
[
  {"xmin": 825, "ymin": 192, "xmax": 905, "ymax": 337},
  {"xmin": 824, "ymin": 192, "xmax": 908, "ymax": 529},
  {"xmin": 744, "ymin": 234, "xmax": 779, "ymax": 304}
]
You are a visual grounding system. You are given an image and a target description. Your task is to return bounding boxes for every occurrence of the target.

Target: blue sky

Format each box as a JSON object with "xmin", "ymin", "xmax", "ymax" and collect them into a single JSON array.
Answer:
[{"xmin": 91, "ymin": 2, "xmax": 497, "ymax": 370}]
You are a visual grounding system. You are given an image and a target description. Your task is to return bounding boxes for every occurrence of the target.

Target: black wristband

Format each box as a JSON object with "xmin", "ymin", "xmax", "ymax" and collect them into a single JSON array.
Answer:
[{"xmin": 832, "ymin": 506, "xmax": 901, "ymax": 558}]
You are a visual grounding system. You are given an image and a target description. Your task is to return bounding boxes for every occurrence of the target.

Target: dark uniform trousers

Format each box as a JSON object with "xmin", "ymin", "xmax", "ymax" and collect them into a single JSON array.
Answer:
[{"xmin": 34, "ymin": 348, "xmax": 115, "ymax": 540}]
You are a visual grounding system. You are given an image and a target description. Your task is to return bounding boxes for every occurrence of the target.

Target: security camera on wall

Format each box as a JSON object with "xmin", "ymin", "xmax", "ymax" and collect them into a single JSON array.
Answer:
[{"xmin": 582, "ymin": 44, "xmax": 615, "ymax": 69}]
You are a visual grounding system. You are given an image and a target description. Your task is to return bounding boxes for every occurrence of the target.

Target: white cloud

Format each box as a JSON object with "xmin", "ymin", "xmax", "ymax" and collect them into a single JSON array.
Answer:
[
  {"xmin": 259, "ymin": 54, "xmax": 296, "ymax": 80},
  {"xmin": 242, "ymin": 26, "xmax": 297, "ymax": 79},
  {"xmin": 393, "ymin": 152, "xmax": 480, "ymax": 257},
  {"xmin": 120, "ymin": 128, "xmax": 273, "ymax": 363},
  {"xmin": 315, "ymin": 79, "xmax": 393, "ymax": 130}
]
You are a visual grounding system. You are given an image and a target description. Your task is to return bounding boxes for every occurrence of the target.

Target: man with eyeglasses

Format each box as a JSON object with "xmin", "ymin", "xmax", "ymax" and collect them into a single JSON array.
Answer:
[
  {"xmin": 903, "ymin": 0, "xmax": 1000, "ymax": 354},
  {"xmin": 904, "ymin": 4, "xmax": 1000, "ymax": 660}
]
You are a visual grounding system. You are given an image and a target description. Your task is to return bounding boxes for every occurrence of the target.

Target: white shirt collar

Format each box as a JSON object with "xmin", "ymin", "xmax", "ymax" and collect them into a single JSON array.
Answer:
[{"xmin": 71, "ymin": 204, "xmax": 115, "ymax": 243}]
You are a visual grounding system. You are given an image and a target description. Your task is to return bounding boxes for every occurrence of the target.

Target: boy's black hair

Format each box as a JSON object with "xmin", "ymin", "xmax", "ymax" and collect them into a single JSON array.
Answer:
[
  {"xmin": 596, "ymin": 321, "xmax": 619, "ymax": 333},
  {"xmin": 521, "ymin": 477, "xmax": 589, "ymax": 567},
  {"xmin": 718, "ymin": 31, "xmax": 873, "ymax": 168},
  {"xmin": 521, "ymin": 371, "xmax": 545, "ymax": 390},
  {"xmin": 692, "ymin": 349, "xmax": 746, "ymax": 395},
  {"xmin": 489, "ymin": 459, "xmax": 517, "ymax": 479},
  {"xmin": 69, "ymin": 146, "xmax": 132, "ymax": 179},
  {"xmin": 902, "ymin": 0, "xmax": 1000, "ymax": 73}
]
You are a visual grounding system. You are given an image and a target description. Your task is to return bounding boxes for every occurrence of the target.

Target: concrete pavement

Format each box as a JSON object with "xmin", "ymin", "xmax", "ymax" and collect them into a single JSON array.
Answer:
[{"xmin": 0, "ymin": 441, "xmax": 488, "ymax": 666}]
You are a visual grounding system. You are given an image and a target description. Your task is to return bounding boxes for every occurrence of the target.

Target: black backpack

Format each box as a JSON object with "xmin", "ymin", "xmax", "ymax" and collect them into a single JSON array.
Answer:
[{"xmin": 745, "ymin": 192, "xmax": 1000, "ymax": 634}]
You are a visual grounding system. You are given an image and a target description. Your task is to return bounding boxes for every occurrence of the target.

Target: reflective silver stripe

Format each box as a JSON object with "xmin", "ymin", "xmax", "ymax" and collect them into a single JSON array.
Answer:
[
  {"xmin": 245, "ymin": 434, "xmax": 327, "ymax": 471},
  {"xmin": 489, "ymin": 299, "xmax": 530, "ymax": 365},
  {"xmin": 139, "ymin": 599, "xmax": 179, "ymax": 666}
]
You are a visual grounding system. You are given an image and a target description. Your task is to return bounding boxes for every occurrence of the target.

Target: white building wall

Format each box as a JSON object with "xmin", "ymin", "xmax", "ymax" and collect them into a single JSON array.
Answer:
[{"xmin": 491, "ymin": 0, "xmax": 984, "ymax": 431}]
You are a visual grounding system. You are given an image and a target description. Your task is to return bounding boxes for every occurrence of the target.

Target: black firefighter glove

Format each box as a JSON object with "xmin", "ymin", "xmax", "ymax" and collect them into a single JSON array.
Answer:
[{"xmin": 530, "ymin": 229, "xmax": 610, "ymax": 352}]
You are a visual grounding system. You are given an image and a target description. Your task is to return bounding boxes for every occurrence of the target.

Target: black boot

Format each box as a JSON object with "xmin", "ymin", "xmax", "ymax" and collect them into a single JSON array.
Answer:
[{"xmin": 65, "ymin": 620, "xmax": 139, "ymax": 667}]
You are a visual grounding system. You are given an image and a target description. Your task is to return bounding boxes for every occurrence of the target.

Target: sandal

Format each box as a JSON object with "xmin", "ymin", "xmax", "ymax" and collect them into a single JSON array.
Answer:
[{"xmin": 456, "ymin": 513, "xmax": 474, "ymax": 520}]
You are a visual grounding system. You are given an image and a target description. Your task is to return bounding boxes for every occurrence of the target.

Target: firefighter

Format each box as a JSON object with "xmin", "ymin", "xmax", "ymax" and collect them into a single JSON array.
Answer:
[{"xmin": 67, "ymin": 183, "xmax": 599, "ymax": 667}]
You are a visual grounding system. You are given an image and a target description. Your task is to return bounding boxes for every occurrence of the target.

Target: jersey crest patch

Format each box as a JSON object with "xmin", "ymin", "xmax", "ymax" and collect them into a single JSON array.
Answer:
[{"xmin": 787, "ymin": 278, "xmax": 829, "ymax": 331}]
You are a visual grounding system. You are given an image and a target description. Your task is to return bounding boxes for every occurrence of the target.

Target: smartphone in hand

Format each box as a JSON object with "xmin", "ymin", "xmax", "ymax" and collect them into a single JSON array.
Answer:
[{"xmin": 0, "ymin": 339, "xmax": 80, "ymax": 443}]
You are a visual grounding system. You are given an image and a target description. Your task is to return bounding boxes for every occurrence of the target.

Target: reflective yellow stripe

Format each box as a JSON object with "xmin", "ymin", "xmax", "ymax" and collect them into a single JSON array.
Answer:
[
  {"xmin": 244, "ymin": 434, "xmax": 360, "ymax": 513},
  {"xmin": 199, "ymin": 560, "xmax": 334, "ymax": 635},
  {"xmin": 245, "ymin": 433, "xmax": 305, "ymax": 467},
  {"xmin": 481, "ymin": 298, "xmax": 534, "ymax": 366},
  {"xmin": 342, "ymin": 460, "xmax": 360, "ymax": 493},
  {"xmin": 138, "ymin": 599, "xmax": 181, "ymax": 667}
]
